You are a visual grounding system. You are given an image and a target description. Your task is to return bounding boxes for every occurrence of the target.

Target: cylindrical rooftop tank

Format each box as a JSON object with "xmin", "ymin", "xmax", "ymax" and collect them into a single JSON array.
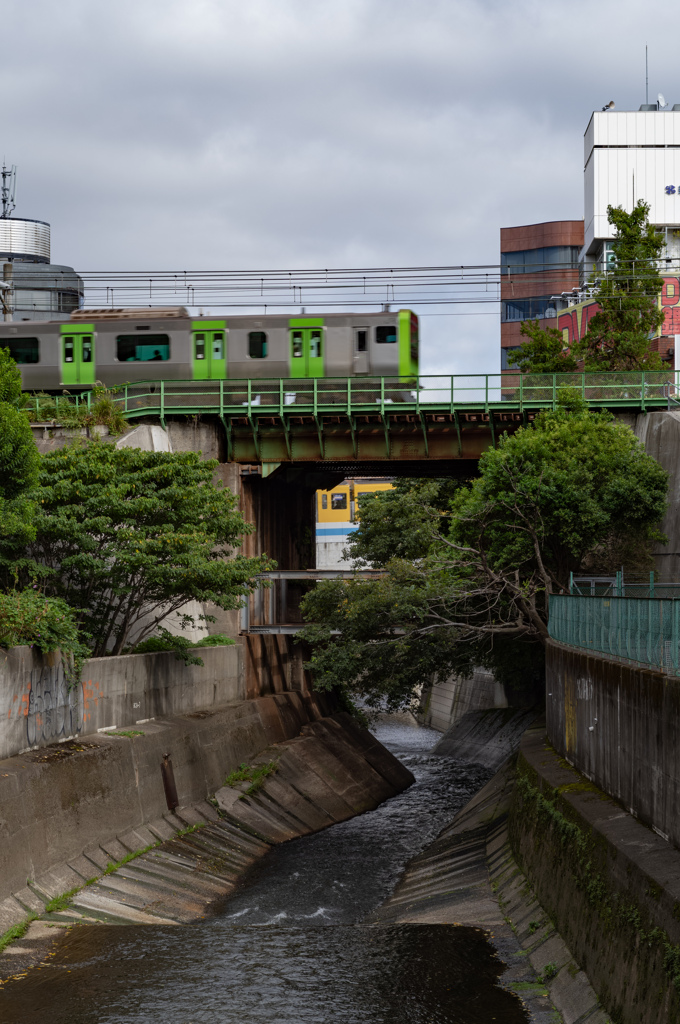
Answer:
[{"xmin": 0, "ymin": 217, "xmax": 50, "ymax": 263}]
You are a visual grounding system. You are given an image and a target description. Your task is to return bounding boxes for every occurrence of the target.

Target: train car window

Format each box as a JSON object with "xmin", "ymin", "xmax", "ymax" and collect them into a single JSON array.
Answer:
[
  {"xmin": 212, "ymin": 333, "xmax": 224, "ymax": 359},
  {"xmin": 249, "ymin": 331, "xmax": 268, "ymax": 358},
  {"xmin": 310, "ymin": 330, "xmax": 322, "ymax": 358},
  {"xmin": 117, "ymin": 335, "xmax": 170, "ymax": 361},
  {"xmin": 82, "ymin": 337, "xmax": 93, "ymax": 363},
  {"xmin": 356, "ymin": 490, "xmax": 375, "ymax": 506},
  {"xmin": 321, "ymin": 494, "xmax": 327, "ymax": 509},
  {"xmin": 331, "ymin": 493, "xmax": 347, "ymax": 510},
  {"xmin": 4, "ymin": 338, "xmax": 39, "ymax": 364},
  {"xmin": 64, "ymin": 337, "xmax": 74, "ymax": 363},
  {"xmin": 376, "ymin": 326, "xmax": 397, "ymax": 344},
  {"xmin": 194, "ymin": 334, "xmax": 205, "ymax": 360},
  {"xmin": 292, "ymin": 331, "xmax": 303, "ymax": 357},
  {"xmin": 355, "ymin": 329, "xmax": 368, "ymax": 353}
]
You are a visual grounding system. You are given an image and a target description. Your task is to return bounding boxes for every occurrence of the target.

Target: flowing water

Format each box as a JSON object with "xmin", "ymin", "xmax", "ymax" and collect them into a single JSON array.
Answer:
[{"xmin": 0, "ymin": 720, "xmax": 529, "ymax": 1024}]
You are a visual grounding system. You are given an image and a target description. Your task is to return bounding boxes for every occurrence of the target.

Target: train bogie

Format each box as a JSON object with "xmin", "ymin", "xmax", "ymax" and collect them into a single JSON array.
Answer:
[{"xmin": 0, "ymin": 308, "xmax": 419, "ymax": 391}]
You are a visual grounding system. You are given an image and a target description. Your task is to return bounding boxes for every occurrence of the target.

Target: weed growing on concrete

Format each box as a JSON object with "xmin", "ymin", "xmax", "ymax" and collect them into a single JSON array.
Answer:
[
  {"xmin": 225, "ymin": 761, "xmax": 279, "ymax": 797},
  {"xmin": 528, "ymin": 920, "xmax": 540, "ymax": 934},
  {"xmin": 0, "ymin": 914, "xmax": 37, "ymax": 954},
  {"xmin": 104, "ymin": 730, "xmax": 145, "ymax": 738},
  {"xmin": 543, "ymin": 962, "xmax": 559, "ymax": 981},
  {"xmin": 44, "ymin": 888, "xmax": 82, "ymax": 914},
  {"xmin": 515, "ymin": 766, "xmax": 680, "ymax": 996}
]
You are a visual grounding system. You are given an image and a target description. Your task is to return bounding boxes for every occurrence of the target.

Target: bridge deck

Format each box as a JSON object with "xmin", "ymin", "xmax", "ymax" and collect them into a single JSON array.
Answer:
[{"xmin": 33, "ymin": 372, "xmax": 678, "ymax": 463}]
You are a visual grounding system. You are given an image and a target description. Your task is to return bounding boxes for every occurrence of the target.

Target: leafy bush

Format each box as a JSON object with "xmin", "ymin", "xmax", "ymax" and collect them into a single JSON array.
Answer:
[
  {"xmin": 25, "ymin": 384, "xmax": 128, "ymax": 436},
  {"xmin": 132, "ymin": 628, "xmax": 235, "ymax": 665},
  {"xmin": 0, "ymin": 589, "xmax": 81, "ymax": 653}
]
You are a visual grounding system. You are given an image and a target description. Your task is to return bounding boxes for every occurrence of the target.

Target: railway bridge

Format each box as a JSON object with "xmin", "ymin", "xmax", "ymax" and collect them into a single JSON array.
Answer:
[{"xmin": 30, "ymin": 371, "xmax": 678, "ymax": 693}]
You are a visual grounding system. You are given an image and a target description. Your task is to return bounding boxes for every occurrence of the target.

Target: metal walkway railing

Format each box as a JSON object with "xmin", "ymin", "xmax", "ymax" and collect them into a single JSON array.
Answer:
[{"xmin": 549, "ymin": 594, "xmax": 680, "ymax": 675}]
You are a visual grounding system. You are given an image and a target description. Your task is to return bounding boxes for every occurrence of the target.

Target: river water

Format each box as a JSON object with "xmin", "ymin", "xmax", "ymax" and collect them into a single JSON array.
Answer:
[{"xmin": 0, "ymin": 720, "xmax": 529, "ymax": 1024}]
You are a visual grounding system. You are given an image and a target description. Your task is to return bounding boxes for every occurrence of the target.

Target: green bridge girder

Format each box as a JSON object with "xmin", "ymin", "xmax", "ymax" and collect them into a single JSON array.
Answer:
[{"xmin": 35, "ymin": 372, "xmax": 678, "ymax": 464}]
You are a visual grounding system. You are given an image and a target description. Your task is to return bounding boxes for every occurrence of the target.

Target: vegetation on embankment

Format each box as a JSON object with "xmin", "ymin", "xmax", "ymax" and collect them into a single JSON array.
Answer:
[
  {"xmin": 510, "ymin": 729, "xmax": 680, "ymax": 1024},
  {"xmin": 0, "ymin": 345, "xmax": 270, "ymax": 665}
]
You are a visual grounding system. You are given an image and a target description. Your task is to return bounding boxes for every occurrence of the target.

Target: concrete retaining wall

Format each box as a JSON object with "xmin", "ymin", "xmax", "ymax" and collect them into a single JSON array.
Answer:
[
  {"xmin": 546, "ymin": 639, "xmax": 680, "ymax": 848},
  {"xmin": 0, "ymin": 689, "xmax": 335, "ymax": 930},
  {"xmin": 0, "ymin": 644, "xmax": 244, "ymax": 761},
  {"xmin": 512, "ymin": 725, "xmax": 680, "ymax": 1024},
  {"xmin": 420, "ymin": 668, "xmax": 508, "ymax": 733}
]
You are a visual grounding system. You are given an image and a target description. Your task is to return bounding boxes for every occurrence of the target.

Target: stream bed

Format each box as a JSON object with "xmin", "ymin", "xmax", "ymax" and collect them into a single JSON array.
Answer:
[{"xmin": 0, "ymin": 720, "xmax": 530, "ymax": 1024}]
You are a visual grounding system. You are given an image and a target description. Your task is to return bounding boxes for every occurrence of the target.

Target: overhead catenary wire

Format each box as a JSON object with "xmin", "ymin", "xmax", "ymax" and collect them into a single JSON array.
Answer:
[{"xmin": 73, "ymin": 259, "xmax": 680, "ymax": 313}]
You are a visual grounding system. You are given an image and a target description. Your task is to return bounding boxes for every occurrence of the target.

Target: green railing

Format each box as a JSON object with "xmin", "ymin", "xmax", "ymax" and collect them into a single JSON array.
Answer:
[
  {"xmin": 24, "ymin": 370, "xmax": 680, "ymax": 422},
  {"xmin": 549, "ymin": 594, "xmax": 680, "ymax": 675}
]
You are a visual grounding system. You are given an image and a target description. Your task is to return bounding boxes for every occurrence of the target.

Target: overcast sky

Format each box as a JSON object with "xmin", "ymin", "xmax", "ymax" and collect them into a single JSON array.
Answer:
[{"xmin": 2, "ymin": 0, "xmax": 676, "ymax": 373}]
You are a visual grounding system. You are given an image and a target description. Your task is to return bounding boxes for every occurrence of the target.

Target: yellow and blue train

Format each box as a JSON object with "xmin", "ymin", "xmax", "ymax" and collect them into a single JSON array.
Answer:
[
  {"xmin": 316, "ymin": 479, "xmax": 394, "ymax": 569},
  {"xmin": 0, "ymin": 307, "xmax": 419, "ymax": 391}
]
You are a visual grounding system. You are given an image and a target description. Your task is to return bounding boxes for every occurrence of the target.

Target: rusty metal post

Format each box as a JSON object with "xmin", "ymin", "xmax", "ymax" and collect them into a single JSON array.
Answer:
[{"xmin": 160, "ymin": 752, "xmax": 179, "ymax": 811}]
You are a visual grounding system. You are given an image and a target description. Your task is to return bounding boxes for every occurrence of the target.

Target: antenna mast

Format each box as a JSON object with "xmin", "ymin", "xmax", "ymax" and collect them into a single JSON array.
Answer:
[
  {"xmin": 646, "ymin": 45, "xmax": 649, "ymax": 106},
  {"xmin": 1, "ymin": 163, "xmax": 16, "ymax": 219}
]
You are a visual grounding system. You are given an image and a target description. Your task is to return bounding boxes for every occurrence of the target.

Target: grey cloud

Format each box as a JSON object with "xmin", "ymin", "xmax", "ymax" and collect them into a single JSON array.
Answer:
[{"xmin": 2, "ymin": 0, "xmax": 677, "ymax": 373}]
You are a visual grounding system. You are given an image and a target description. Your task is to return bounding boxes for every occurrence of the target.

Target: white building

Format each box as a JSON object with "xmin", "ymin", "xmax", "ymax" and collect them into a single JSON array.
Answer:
[{"xmin": 583, "ymin": 107, "xmax": 680, "ymax": 274}]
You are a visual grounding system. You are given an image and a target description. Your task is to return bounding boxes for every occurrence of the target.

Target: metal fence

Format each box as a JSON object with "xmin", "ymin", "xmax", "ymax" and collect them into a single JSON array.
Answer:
[
  {"xmin": 548, "ymin": 594, "xmax": 680, "ymax": 674},
  {"xmin": 23, "ymin": 370, "xmax": 680, "ymax": 423}
]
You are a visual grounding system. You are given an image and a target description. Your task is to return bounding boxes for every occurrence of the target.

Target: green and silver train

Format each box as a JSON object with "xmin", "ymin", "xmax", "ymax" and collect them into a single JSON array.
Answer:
[{"xmin": 0, "ymin": 307, "xmax": 419, "ymax": 390}]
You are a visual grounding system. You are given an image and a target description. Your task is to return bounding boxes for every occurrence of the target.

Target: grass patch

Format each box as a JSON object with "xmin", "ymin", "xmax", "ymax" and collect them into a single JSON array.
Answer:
[
  {"xmin": 104, "ymin": 730, "xmax": 145, "ymax": 738},
  {"xmin": 41, "ymin": 823, "xmax": 207, "ymax": 915},
  {"xmin": 44, "ymin": 888, "xmax": 82, "ymax": 914},
  {"xmin": 224, "ymin": 760, "xmax": 279, "ymax": 797},
  {"xmin": 0, "ymin": 914, "xmax": 37, "ymax": 954}
]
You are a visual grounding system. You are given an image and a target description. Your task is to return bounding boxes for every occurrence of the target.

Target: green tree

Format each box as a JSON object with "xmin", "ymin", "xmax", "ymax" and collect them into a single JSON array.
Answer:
[
  {"xmin": 2, "ymin": 441, "xmax": 272, "ymax": 656},
  {"xmin": 300, "ymin": 398, "xmax": 668, "ymax": 711},
  {"xmin": 575, "ymin": 201, "xmax": 666, "ymax": 371},
  {"xmin": 507, "ymin": 320, "xmax": 578, "ymax": 374},
  {"xmin": 0, "ymin": 348, "xmax": 39, "ymax": 548}
]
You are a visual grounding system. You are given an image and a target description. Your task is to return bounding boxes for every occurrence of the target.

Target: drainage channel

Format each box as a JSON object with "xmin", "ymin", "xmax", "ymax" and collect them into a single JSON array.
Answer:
[{"xmin": 0, "ymin": 720, "xmax": 531, "ymax": 1024}]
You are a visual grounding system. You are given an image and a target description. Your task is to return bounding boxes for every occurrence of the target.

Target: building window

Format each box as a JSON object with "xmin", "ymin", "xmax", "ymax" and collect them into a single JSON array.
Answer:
[
  {"xmin": 249, "ymin": 331, "xmax": 268, "ymax": 358},
  {"xmin": 4, "ymin": 337, "xmax": 39, "ymax": 363},
  {"xmin": 116, "ymin": 334, "xmax": 170, "ymax": 361},
  {"xmin": 376, "ymin": 325, "xmax": 397, "ymax": 344},
  {"xmin": 501, "ymin": 246, "xmax": 581, "ymax": 275},
  {"xmin": 502, "ymin": 296, "xmax": 562, "ymax": 323},
  {"xmin": 331, "ymin": 493, "xmax": 347, "ymax": 510},
  {"xmin": 501, "ymin": 346, "xmax": 522, "ymax": 370}
]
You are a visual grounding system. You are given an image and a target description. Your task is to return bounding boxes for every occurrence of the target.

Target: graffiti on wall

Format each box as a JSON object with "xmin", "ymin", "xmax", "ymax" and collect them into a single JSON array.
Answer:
[
  {"xmin": 24, "ymin": 662, "xmax": 84, "ymax": 748},
  {"xmin": 557, "ymin": 277, "xmax": 680, "ymax": 347}
]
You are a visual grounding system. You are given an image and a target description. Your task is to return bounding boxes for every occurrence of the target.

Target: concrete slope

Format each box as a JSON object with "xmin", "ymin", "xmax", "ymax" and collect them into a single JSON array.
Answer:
[
  {"xmin": 2, "ymin": 711, "xmax": 413, "ymax": 943},
  {"xmin": 373, "ymin": 763, "xmax": 610, "ymax": 1024},
  {"xmin": 433, "ymin": 707, "xmax": 541, "ymax": 770}
]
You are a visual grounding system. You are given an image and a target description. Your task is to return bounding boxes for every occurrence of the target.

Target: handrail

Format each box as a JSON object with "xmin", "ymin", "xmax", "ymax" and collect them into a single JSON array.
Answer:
[{"xmin": 23, "ymin": 370, "xmax": 680, "ymax": 423}]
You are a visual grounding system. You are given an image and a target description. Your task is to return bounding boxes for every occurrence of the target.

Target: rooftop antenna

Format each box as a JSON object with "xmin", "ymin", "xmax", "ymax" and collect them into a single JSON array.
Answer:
[
  {"xmin": 646, "ymin": 44, "xmax": 649, "ymax": 106},
  {"xmin": 658, "ymin": 92, "xmax": 668, "ymax": 109},
  {"xmin": 0, "ymin": 163, "xmax": 16, "ymax": 219}
]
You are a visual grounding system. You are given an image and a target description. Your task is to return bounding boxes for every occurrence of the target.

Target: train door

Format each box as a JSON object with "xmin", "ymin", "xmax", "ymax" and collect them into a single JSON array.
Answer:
[
  {"xmin": 289, "ymin": 318, "xmax": 324, "ymax": 378},
  {"xmin": 60, "ymin": 324, "xmax": 95, "ymax": 386},
  {"xmin": 353, "ymin": 326, "xmax": 369, "ymax": 374},
  {"xmin": 192, "ymin": 320, "xmax": 227, "ymax": 380}
]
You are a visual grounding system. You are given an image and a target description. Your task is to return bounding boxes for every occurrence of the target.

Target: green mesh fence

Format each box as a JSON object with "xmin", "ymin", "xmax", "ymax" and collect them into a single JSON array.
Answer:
[{"xmin": 549, "ymin": 595, "xmax": 680, "ymax": 674}]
